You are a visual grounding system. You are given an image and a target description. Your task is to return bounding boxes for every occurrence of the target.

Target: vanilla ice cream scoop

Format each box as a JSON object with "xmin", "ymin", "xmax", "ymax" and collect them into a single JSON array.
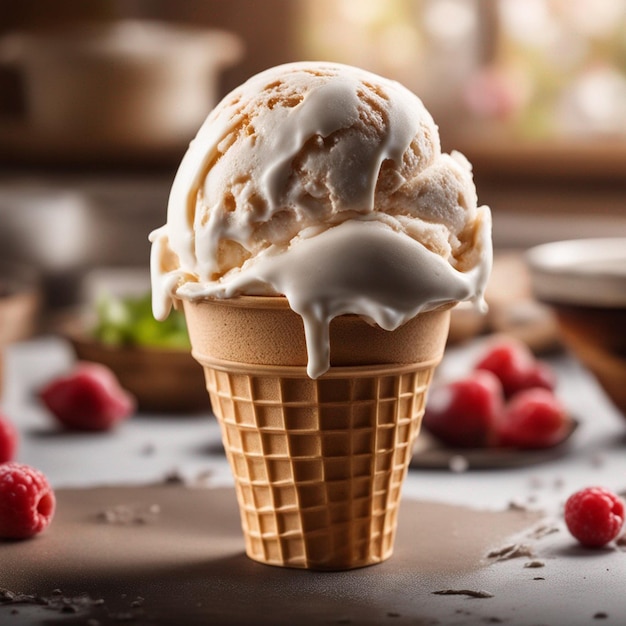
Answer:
[{"xmin": 150, "ymin": 61, "xmax": 492, "ymax": 377}]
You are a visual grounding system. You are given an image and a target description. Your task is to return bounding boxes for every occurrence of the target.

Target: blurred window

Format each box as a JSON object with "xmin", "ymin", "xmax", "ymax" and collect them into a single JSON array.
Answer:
[{"xmin": 299, "ymin": 0, "xmax": 626, "ymax": 141}]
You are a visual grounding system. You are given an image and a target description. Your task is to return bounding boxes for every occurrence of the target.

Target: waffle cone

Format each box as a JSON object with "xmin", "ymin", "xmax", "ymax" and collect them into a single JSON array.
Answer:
[{"xmin": 184, "ymin": 296, "xmax": 451, "ymax": 570}]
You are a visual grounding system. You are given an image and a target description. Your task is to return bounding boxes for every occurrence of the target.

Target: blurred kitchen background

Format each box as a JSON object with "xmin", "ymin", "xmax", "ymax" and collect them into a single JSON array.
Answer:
[{"xmin": 0, "ymin": 0, "xmax": 625, "ymax": 325}]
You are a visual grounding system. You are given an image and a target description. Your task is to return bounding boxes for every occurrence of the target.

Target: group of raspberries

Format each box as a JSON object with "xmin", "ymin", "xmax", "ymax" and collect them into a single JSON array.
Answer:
[
  {"xmin": 0, "ymin": 353, "xmax": 624, "ymax": 548},
  {"xmin": 0, "ymin": 361, "xmax": 135, "ymax": 539}
]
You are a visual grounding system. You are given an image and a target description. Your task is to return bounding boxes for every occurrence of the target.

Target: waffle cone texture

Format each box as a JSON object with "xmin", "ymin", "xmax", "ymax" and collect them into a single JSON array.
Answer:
[{"xmin": 184, "ymin": 296, "xmax": 451, "ymax": 570}]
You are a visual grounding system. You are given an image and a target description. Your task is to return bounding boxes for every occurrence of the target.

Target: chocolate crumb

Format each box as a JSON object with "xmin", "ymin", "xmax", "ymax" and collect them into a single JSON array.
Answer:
[
  {"xmin": 163, "ymin": 468, "xmax": 185, "ymax": 484},
  {"xmin": 194, "ymin": 468, "xmax": 214, "ymax": 484},
  {"xmin": 387, "ymin": 611, "xmax": 400, "ymax": 617},
  {"xmin": 533, "ymin": 577, "xmax": 545, "ymax": 581},
  {"xmin": 507, "ymin": 500, "xmax": 530, "ymax": 512},
  {"xmin": 0, "ymin": 588, "xmax": 15, "ymax": 603},
  {"xmin": 484, "ymin": 618, "xmax": 503, "ymax": 624},
  {"xmin": 433, "ymin": 589, "xmax": 494, "ymax": 599},
  {"xmin": 524, "ymin": 560, "xmax": 545, "ymax": 568},
  {"xmin": 487, "ymin": 543, "xmax": 533, "ymax": 561},
  {"xmin": 130, "ymin": 596, "xmax": 145, "ymax": 608},
  {"xmin": 98, "ymin": 503, "xmax": 161, "ymax": 525},
  {"xmin": 594, "ymin": 612, "xmax": 608, "ymax": 619},
  {"xmin": 140, "ymin": 442, "xmax": 156, "ymax": 456},
  {"xmin": 590, "ymin": 454, "xmax": 605, "ymax": 468},
  {"xmin": 449, "ymin": 455, "xmax": 469, "ymax": 473},
  {"xmin": 9, "ymin": 594, "xmax": 47, "ymax": 606},
  {"xmin": 615, "ymin": 534, "xmax": 626, "ymax": 547},
  {"xmin": 528, "ymin": 523, "xmax": 559, "ymax": 540},
  {"xmin": 0, "ymin": 588, "xmax": 106, "ymax": 618}
]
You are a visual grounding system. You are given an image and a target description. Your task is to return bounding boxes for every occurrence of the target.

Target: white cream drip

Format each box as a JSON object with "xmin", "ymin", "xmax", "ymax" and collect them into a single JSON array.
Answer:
[{"xmin": 174, "ymin": 218, "xmax": 492, "ymax": 378}]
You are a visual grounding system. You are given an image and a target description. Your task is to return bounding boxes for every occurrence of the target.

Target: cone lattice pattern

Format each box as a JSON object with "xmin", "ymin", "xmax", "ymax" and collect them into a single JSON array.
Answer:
[
  {"xmin": 184, "ymin": 296, "xmax": 451, "ymax": 570},
  {"xmin": 205, "ymin": 364, "xmax": 434, "ymax": 570}
]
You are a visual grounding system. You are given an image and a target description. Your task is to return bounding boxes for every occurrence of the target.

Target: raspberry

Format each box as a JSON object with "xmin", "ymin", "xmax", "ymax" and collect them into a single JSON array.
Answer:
[
  {"xmin": 497, "ymin": 387, "xmax": 571, "ymax": 449},
  {"xmin": 39, "ymin": 362, "xmax": 135, "ymax": 431},
  {"xmin": 0, "ymin": 462, "xmax": 56, "ymax": 539},
  {"xmin": 521, "ymin": 361, "xmax": 557, "ymax": 392},
  {"xmin": 0, "ymin": 412, "xmax": 18, "ymax": 463},
  {"xmin": 423, "ymin": 370, "xmax": 504, "ymax": 448},
  {"xmin": 564, "ymin": 487, "xmax": 625, "ymax": 548},
  {"xmin": 474, "ymin": 337, "xmax": 556, "ymax": 398}
]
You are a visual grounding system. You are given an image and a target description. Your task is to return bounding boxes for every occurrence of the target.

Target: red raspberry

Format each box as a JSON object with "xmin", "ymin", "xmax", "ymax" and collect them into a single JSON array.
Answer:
[
  {"xmin": 0, "ymin": 462, "xmax": 56, "ymax": 539},
  {"xmin": 39, "ymin": 362, "xmax": 135, "ymax": 431},
  {"xmin": 521, "ymin": 361, "xmax": 557, "ymax": 392},
  {"xmin": 564, "ymin": 487, "xmax": 625, "ymax": 548},
  {"xmin": 423, "ymin": 370, "xmax": 504, "ymax": 448},
  {"xmin": 0, "ymin": 412, "xmax": 18, "ymax": 463},
  {"xmin": 474, "ymin": 337, "xmax": 556, "ymax": 398},
  {"xmin": 497, "ymin": 387, "xmax": 571, "ymax": 449}
]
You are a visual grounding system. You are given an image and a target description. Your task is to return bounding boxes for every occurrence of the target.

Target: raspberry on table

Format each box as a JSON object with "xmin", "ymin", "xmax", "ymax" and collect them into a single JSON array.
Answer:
[
  {"xmin": 422, "ymin": 370, "xmax": 504, "ymax": 448},
  {"xmin": 474, "ymin": 337, "xmax": 556, "ymax": 398},
  {"xmin": 39, "ymin": 361, "xmax": 136, "ymax": 431},
  {"xmin": 0, "ymin": 462, "xmax": 56, "ymax": 540},
  {"xmin": 564, "ymin": 487, "xmax": 625, "ymax": 548},
  {"xmin": 497, "ymin": 387, "xmax": 571, "ymax": 449},
  {"xmin": 0, "ymin": 412, "xmax": 18, "ymax": 463}
]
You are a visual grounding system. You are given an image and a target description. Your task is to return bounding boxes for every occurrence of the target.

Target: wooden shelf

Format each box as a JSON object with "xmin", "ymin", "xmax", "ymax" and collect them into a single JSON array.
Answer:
[{"xmin": 453, "ymin": 137, "xmax": 626, "ymax": 183}]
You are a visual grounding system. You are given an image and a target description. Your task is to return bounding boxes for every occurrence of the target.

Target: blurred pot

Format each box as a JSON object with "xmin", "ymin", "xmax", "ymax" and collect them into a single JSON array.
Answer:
[
  {"xmin": 0, "ymin": 20, "xmax": 243, "ymax": 151},
  {"xmin": 0, "ymin": 177, "xmax": 169, "ymax": 310},
  {"xmin": 0, "ymin": 187, "xmax": 92, "ymax": 273}
]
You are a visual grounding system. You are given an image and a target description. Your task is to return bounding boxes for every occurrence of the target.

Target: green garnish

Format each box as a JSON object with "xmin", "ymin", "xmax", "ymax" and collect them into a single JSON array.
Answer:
[{"xmin": 92, "ymin": 292, "xmax": 191, "ymax": 350}]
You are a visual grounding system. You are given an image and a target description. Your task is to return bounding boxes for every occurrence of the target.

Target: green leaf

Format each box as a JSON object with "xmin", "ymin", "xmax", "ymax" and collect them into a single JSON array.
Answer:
[{"xmin": 91, "ymin": 292, "xmax": 190, "ymax": 350}]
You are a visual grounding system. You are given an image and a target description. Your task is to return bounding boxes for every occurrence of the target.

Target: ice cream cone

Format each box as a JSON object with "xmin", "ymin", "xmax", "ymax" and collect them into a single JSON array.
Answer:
[{"xmin": 184, "ymin": 296, "xmax": 451, "ymax": 570}]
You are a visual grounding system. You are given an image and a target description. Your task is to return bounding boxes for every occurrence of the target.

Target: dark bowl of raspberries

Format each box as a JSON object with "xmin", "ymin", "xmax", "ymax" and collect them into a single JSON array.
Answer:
[
  {"xmin": 418, "ymin": 335, "xmax": 576, "ymax": 467},
  {"xmin": 527, "ymin": 238, "xmax": 626, "ymax": 419}
]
